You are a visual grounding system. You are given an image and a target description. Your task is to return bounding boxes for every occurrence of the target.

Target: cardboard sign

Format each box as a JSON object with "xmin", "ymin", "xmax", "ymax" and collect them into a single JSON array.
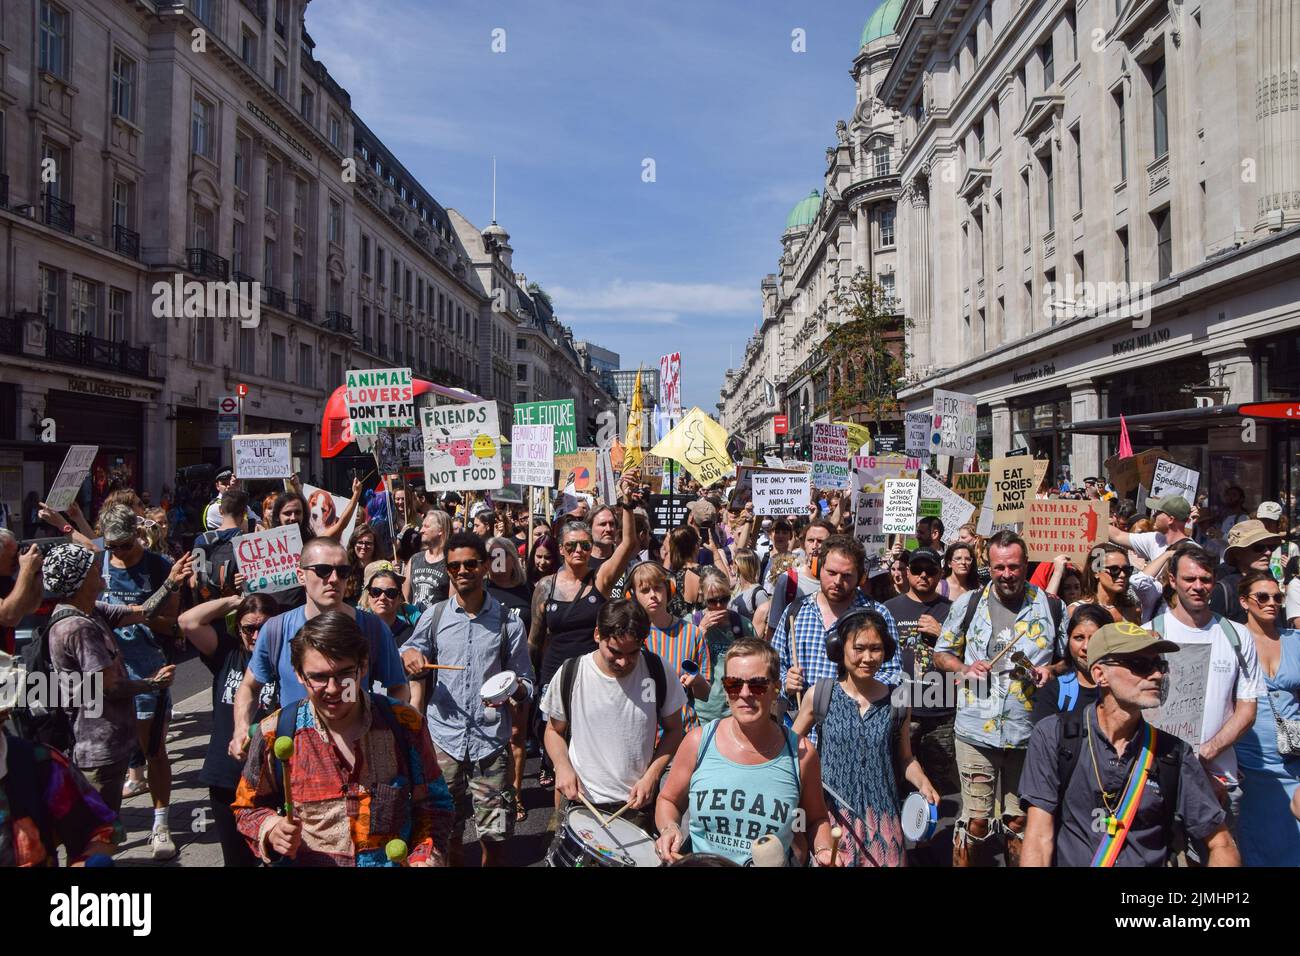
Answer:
[
  {"xmin": 811, "ymin": 422, "xmax": 850, "ymax": 489},
  {"xmin": 850, "ymin": 454, "xmax": 922, "ymax": 492},
  {"xmin": 554, "ymin": 450, "xmax": 598, "ymax": 492},
  {"xmin": 904, "ymin": 412, "xmax": 931, "ymax": 458},
  {"xmin": 421, "ymin": 401, "xmax": 503, "ymax": 491},
  {"xmin": 647, "ymin": 494, "xmax": 691, "ymax": 535},
  {"xmin": 1150, "ymin": 458, "xmax": 1199, "ymax": 505},
  {"xmin": 659, "ymin": 352, "xmax": 682, "ymax": 416},
  {"xmin": 1105, "ymin": 454, "xmax": 1140, "ymax": 496},
  {"xmin": 492, "ymin": 447, "xmax": 526, "ymax": 504},
  {"xmin": 752, "ymin": 471, "xmax": 811, "ymax": 517},
  {"xmin": 988, "ymin": 456, "xmax": 1035, "ymax": 524},
  {"xmin": 851, "ymin": 485, "xmax": 888, "ymax": 575},
  {"xmin": 930, "ymin": 389, "xmax": 978, "ymax": 458},
  {"xmin": 513, "ymin": 400, "xmax": 577, "ymax": 456},
  {"xmin": 1023, "ymin": 498, "xmax": 1108, "ymax": 566},
  {"xmin": 648, "ymin": 406, "xmax": 735, "ymax": 488},
  {"xmin": 232, "ymin": 433, "xmax": 292, "ymax": 480},
  {"xmin": 953, "ymin": 471, "xmax": 990, "ymax": 508},
  {"xmin": 45, "ymin": 445, "xmax": 98, "ymax": 512},
  {"xmin": 764, "ymin": 456, "xmax": 784, "ymax": 469},
  {"xmin": 345, "ymin": 367, "xmax": 414, "ymax": 437},
  {"xmin": 1032, "ymin": 458, "xmax": 1050, "ymax": 492},
  {"xmin": 882, "ymin": 479, "xmax": 920, "ymax": 534},
  {"xmin": 920, "ymin": 472, "xmax": 976, "ymax": 545},
  {"xmin": 1144, "ymin": 643, "xmax": 1212, "ymax": 745},
  {"xmin": 234, "ymin": 524, "xmax": 303, "ymax": 595},
  {"xmin": 510, "ymin": 424, "xmax": 555, "ymax": 487},
  {"xmin": 596, "ymin": 446, "xmax": 617, "ymax": 504},
  {"xmin": 302, "ymin": 483, "xmax": 356, "ymax": 548},
  {"xmin": 642, "ymin": 454, "xmax": 664, "ymax": 478},
  {"xmin": 1134, "ymin": 448, "xmax": 1168, "ymax": 491}
]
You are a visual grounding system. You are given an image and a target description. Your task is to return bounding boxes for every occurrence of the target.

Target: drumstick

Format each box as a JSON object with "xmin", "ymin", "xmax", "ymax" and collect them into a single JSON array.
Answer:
[
  {"xmin": 576, "ymin": 791, "xmax": 609, "ymax": 826},
  {"xmin": 385, "ymin": 839, "xmax": 409, "ymax": 867},
  {"xmin": 829, "ymin": 825, "xmax": 843, "ymax": 867},
  {"xmin": 273, "ymin": 735, "xmax": 295, "ymax": 820},
  {"xmin": 420, "ymin": 663, "xmax": 466, "ymax": 671},
  {"xmin": 606, "ymin": 801, "xmax": 632, "ymax": 824},
  {"xmin": 985, "ymin": 637, "xmax": 1023, "ymax": 671}
]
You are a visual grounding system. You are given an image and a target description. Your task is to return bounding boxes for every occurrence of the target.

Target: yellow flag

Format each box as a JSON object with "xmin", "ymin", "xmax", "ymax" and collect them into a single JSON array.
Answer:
[
  {"xmin": 834, "ymin": 420, "xmax": 871, "ymax": 452},
  {"xmin": 624, "ymin": 367, "xmax": 644, "ymax": 473},
  {"xmin": 649, "ymin": 407, "xmax": 735, "ymax": 488}
]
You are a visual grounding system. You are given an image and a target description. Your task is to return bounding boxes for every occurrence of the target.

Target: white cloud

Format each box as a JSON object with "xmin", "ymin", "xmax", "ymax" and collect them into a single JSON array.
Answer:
[{"xmin": 547, "ymin": 280, "xmax": 758, "ymax": 315}]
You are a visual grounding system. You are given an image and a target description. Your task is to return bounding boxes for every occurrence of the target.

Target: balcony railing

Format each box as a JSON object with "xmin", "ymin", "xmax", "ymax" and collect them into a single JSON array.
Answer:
[
  {"xmin": 41, "ymin": 193, "xmax": 75, "ymax": 233},
  {"xmin": 187, "ymin": 247, "xmax": 229, "ymax": 281},
  {"xmin": 293, "ymin": 298, "xmax": 314, "ymax": 322},
  {"xmin": 324, "ymin": 310, "xmax": 353, "ymax": 333},
  {"xmin": 46, "ymin": 326, "xmax": 151, "ymax": 378},
  {"xmin": 262, "ymin": 285, "xmax": 287, "ymax": 311},
  {"xmin": 0, "ymin": 315, "xmax": 22, "ymax": 354},
  {"xmin": 233, "ymin": 270, "xmax": 257, "ymax": 286},
  {"xmin": 113, "ymin": 224, "xmax": 140, "ymax": 259}
]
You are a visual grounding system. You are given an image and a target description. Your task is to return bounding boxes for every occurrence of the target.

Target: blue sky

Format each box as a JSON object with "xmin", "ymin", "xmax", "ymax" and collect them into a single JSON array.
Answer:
[{"xmin": 308, "ymin": 0, "xmax": 889, "ymax": 412}]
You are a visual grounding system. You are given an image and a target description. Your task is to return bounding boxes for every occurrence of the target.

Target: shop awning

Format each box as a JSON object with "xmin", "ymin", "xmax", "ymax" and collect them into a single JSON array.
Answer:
[{"xmin": 1060, "ymin": 404, "xmax": 1246, "ymax": 436}]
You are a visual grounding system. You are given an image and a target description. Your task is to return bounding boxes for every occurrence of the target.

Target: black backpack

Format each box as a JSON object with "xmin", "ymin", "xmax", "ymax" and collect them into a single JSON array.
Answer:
[
  {"xmin": 7, "ymin": 608, "xmax": 81, "ymax": 754},
  {"xmin": 556, "ymin": 648, "xmax": 667, "ymax": 737},
  {"xmin": 191, "ymin": 528, "xmax": 240, "ymax": 602},
  {"xmin": 947, "ymin": 585, "xmax": 1068, "ymax": 662}
]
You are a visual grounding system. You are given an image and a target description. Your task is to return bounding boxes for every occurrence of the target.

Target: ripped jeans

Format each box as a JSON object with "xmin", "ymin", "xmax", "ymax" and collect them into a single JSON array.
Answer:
[{"xmin": 953, "ymin": 737, "xmax": 1026, "ymax": 844}]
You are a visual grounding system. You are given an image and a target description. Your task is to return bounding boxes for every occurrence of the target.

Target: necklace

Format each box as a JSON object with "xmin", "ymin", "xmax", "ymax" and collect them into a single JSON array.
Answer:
[{"xmin": 1085, "ymin": 713, "xmax": 1144, "ymax": 837}]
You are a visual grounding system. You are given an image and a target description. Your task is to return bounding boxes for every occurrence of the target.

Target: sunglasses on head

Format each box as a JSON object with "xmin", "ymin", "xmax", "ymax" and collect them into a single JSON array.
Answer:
[
  {"xmin": 721, "ymin": 676, "xmax": 772, "ymax": 697},
  {"xmin": 447, "ymin": 559, "xmax": 482, "ymax": 573},
  {"xmin": 1250, "ymin": 592, "xmax": 1285, "ymax": 605},
  {"xmin": 1102, "ymin": 656, "xmax": 1170, "ymax": 677},
  {"xmin": 563, "ymin": 540, "xmax": 593, "ymax": 553},
  {"xmin": 368, "ymin": 585, "xmax": 401, "ymax": 600},
  {"xmin": 304, "ymin": 563, "xmax": 351, "ymax": 581}
]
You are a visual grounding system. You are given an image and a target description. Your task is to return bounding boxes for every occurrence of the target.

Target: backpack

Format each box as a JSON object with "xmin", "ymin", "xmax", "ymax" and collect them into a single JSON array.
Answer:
[
  {"xmin": 556, "ymin": 648, "xmax": 667, "ymax": 737},
  {"xmin": 1149, "ymin": 612, "xmax": 1246, "ymax": 675},
  {"xmin": 1053, "ymin": 707, "xmax": 1183, "ymax": 850},
  {"xmin": 947, "ymin": 586, "xmax": 1067, "ymax": 661},
  {"xmin": 191, "ymin": 528, "xmax": 240, "ymax": 601},
  {"xmin": 809, "ymin": 676, "xmax": 907, "ymax": 750},
  {"xmin": 7, "ymin": 608, "xmax": 81, "ymax": 754}
]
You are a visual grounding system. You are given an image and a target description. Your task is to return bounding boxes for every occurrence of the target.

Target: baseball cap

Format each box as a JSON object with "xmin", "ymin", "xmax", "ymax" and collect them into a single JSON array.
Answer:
[
  {"xmin": 687, "ymin": 499, "xmax": 717, "ymax": 526},
  {"xmin": 907, "ymin": 547, "xmax": 943, "ymax": 569},
  {"xmin": 1086, "ymin": 621, "xmax": 1181, "ymax": 669},
  {"xmin": 1224, "ymin": 519, "xmax": 1281, "ymax": 560},
  {"xmin": 1149, "ymin": 495, "xmax": 1191, "ymax": 521},
  {"xmin": 1257, "ymin": 501, "xmax": 1284, "ymax": 522}
]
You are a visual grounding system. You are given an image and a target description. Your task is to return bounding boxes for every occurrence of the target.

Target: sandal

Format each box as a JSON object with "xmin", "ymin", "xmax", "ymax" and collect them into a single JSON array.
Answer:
[
  {"xmin": 516, "ymin": 801, "xmax": 529, "ymax": 823},
  {"xmin": 538, "ymin": 768, "xmax": 555, "ymax": 788}
]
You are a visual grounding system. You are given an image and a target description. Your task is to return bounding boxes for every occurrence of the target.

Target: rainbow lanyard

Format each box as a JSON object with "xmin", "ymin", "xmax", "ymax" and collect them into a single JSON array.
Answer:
[{"xmin": 1089, "ymin": 722, "xmax": 1157, "ymax": 868}]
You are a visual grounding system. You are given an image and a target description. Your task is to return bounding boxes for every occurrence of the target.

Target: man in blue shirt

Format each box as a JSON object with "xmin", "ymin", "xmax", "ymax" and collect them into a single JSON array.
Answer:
[
  {"xmin": 229, "ymin": 537, "xmax": 407, "ymax": 759},
  {"xmin": 399, "ymin": 532, "xmax": 533, "ymax": 867}
]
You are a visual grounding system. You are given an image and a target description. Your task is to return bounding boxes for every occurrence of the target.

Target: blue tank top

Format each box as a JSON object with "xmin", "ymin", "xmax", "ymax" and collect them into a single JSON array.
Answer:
[{"xmin": 686, "ymin": 718, "xmax": 802, "ymax": 865}]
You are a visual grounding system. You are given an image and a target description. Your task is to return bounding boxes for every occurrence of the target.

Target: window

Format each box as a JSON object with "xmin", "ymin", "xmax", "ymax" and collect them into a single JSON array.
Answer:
[
  {"xmin": 377, "ymin": 314, "xmax": 386, "ymax": 356},
  {"xmin": 298, "ymin": 343, "xmax": 313, "ymax": 386},
  {"xmin": 1150, "ymin": 57, "xmax": 1168, "ymax": 159},
  {"xmin": 994, "ymin": 191, "xmax": 1005, "ymax": 268},
  {"xmin": 417, "ymin": 278, "xmax": 424, "ymax": 312},
  {"xmin": 271, "ymin": 334, "xmax": 287, "ymax": 378},
  {"xmin": 393, "ymin": 321, "xmax": 402, "ymax": 361},
  {"xmin": 1044, "ymin": 154, "xmax": 1055, "ymax": 232},
  {"xmin": 1066, "ymin": 5, "xmax": 1078, "ymax": 63},
  {"xmin": 406, "ymin": 330, "xmax": 414, "ymax": 365},
  {"xmin": 1153, "ymin": 209, "xmax": 1172, "ymax": 280},
  {"xmin": 107, "ymin": 289, "xmax": 128, "ymax": 341},
  {"xmin": 39, "ymin": 2, "xmax": 69, "ymax": 78},
  {"xmin": 1074, "ymin": 252, "xmax": 1085, "ymax": 287},
  {"xmin": 328, "ymin": 278, "xmax": 341, "ymax": 312},
  {"xmin": 1021, "ymin": 170, "xmax": 1032, "ymax": 244},
  {"xmin": 879, "ymin": 209, "xmax": 895, "ymax": 246},
  {"xmin": 193, "ymin": 206, "xmax": 214, "ymax": 249},
  {"xmin": 71, "ymin": 277, "xmax": 98, "ymax": 336},
  {"xmin": 39, "ymin": 266, "xmax": 65, "ymax": 328},
  {"xmin": 1118, "ymin": 228, "xmax": 1130, "ymax": 284},
  {"xmin": 235, "ymin": 135, "xmax": 250, "ymax": 190},
  {"xmin": 392, "ymin": 260, "xmax": 400, "ymax": 293},
  {"xmin": 191, "ymin": 96, "xmax": 214, "ymax": 159},
  {"xmin": 238, "ymin": 324, "xmax": 256, "ymax": 373},
  {"xmin": 329, "ymin": 354, "xmax": 343, "ymax": 387},
  {"xmin": 300, "ymin": 86, "xmax": 313, "ymax": 122},
  {"xmin": 880, "ymin": 273, "xmax": 896, "ymax": 308},
  {"xmin": 293, "ymin": 178, "xmax": 307, "ymax": 226},
  {"xmin": 361, "ymin": 234, "xmax": 371, "ymax": 274},
  {"xmin": 327, "ymin": 113, "xmax": 342, "ymax": 149},
  {"xmin": 1040, "ymin": 39, "xmax": 1054, "ymax": 89},
  {"xmin": 292, "ymin": 254, "xmax": 303, "ymax": 300},
  {"xmin": 872, "ymin": 145, "xmax": 890, "ymax": 177},
  {"xmin": 263, "ymin": 238, "xmax": 277, "ymax": 286},
  {"xmin": 232, "ymin": 220, "xmax": 244, "ymax": 274},
  {"xmin": 1114, "ymin": 89, "xmax": 1127, "ymax": 180},
  {"xmin": 241, "ymin": 29, "xmax": 258, "ymax": 68},
  {"xmin": 404, "ymin": 268, "xmax": 412, "ymax": 302},
  {"xmin": 377, "ymin": 247, "xmax": 386, "ymax": 285},
  {"xmin": 361, "ymin": 305, "xmax": 371, "ymax": 341},
  {"xmin": 111, "ymin": 50, "xmax": 136, "ymax": 121},
  {"xmin": 41, "ymin": 141, "xmax": 68, "ymax": 200},
  {"xmin": 194, "ymin": 314, "xmax": 215, "ymax": 364},
  {"xmin": 192, "ymin": 0, "xmax": 215, "ymax": 25},
  {"xmin": 974, "ymin": 120, "xmax": 985, "ymax": 161},
  {"xmin": 274, "ymin": 61, "xmax": 287, "ymax": 97},
  {"xmin": 328, "ymin": 199, "xmax": 342, "ymax": 243},
  {"xmin": 111, "ymin": 179, "xmax": 133, "ymax": 229},
  {"xmin": 1071, "ymin": 125, "xmax": 1083, "ymax": 213},
  {"xmin": 266, "ymin": 162, "xmax": 280, "ymax": 210}
]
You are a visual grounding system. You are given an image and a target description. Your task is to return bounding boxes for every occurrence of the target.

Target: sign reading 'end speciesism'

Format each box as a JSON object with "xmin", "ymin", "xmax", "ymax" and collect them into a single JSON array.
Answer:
[{"xmin": 345, "ymin": 367, "xmax": 414, "ymax": 437}]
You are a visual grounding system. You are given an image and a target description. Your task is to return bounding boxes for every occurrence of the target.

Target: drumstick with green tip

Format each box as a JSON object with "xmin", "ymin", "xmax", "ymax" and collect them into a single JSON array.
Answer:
[
  {"xmin": 385, "ymin": 839, "xmax": 409, "ymax": 866},
  {"xmin": 273, "ymin": 735, "xmax": 296, "ymax": 819}
]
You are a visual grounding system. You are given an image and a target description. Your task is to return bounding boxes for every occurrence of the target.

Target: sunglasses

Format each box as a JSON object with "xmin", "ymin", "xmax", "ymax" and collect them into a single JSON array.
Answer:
[
  {"xmin": 1103, "ymin": 565, "xmax": 1134, "ymax": 577},
  {"xmin": 368, "ymin": 585, "xmax": 401, "ymax": 600},
  {"xmin": 704, "ymin": 596, "xmax": 730, "ymax": 608},
  {"xmin": 721, "ymin": 676, "xmax": 772, "ymax": 697},
  {"xmin": 446, "ymin": 559, "xmax": 482, "ymax": 573},
  {"xmin": 909, "ymin": 565, "xmax": 939, "ymax": 576},
  {"xmin": 304, "ymin": 563, "xmax": 352, "ymax": 581},
  {"xmin": 562, "ymin": 540, "xmax": 593, "ymax": 553},
  {"xmin": 238, "ymin": 622, "xmax": 262, "ymax": 638},
  {"xmin": 1249, "ymin": 593, "xmax": 1285, "ymax": 605},
  {"xmin": 1102, "ymin": 656, "xmax": 1170, "ymax": 677},
  {"xmin": 1249, "ymin": 543, "xmax": 1274, "ymax": 554},
  {"xmin": 105, "ymin": 539, "xmax": 135, "ymax": 552}
]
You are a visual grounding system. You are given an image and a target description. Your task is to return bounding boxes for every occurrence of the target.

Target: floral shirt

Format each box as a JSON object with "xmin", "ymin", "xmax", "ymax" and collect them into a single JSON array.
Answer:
[{"xmin": 935, "ymin": 584, "xmax": 1061, "ymax": 749}]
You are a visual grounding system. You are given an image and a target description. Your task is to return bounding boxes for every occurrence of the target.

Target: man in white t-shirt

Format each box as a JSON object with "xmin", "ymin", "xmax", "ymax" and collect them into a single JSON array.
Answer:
[
  {"xmin": 542, "ymin": 600, "xmax": 686, "ymax": 832},
  {"xmin": 1257, "ymin": 501, "xmax": 1299, "ymax": 581},
  {"xmin": 1150, "ymin": 547, "xmax": 1260, "ymax": 864},
  {"xmin": 1108, "ymin": 494, "xmax": 1193, "ymax": 564}
]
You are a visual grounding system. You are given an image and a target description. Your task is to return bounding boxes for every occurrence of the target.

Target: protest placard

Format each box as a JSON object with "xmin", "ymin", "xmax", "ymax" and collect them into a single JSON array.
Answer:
[
  {"xmin": 45, "ymin": 445, "xmax": 98, "ymax": 512},
  {"xmin": 752, "ymin": 471, "xmax": 810, "ymax": 516},
  {"xmin": 1134, "ymin": 448, "xmax": 1168, "ymax": 491},
  {"xmin": 510, "ymin": 424, "xmax": 555, "ymax": 487},
  {"xmin": 345, "ymin": 367, "xmax": 414, "ymax": 437},
  {"xmin": 554, "ymin": 450, "xmax": 598, "ymax": 491},
  {"xmin": 302, "ymin": 483, "xmax": 356, "ymax": 548},
  {"xmin": 882, "ymin": 479, "xmax": 919, "ymax": 534},
  {"xmin": 1032, "ymin": 458, "xmax": 1050, "ymax": 492},
  {"xmin": 904, "ymin": 412, "xmax": 931, "ymax": 458},
  {"xmin": 647, "ymin": 494, "xmax": 691, "ymax": 535},
  {"xmin": 1023, "ymin": 498, "xmax": 1108, "ymax": 566},
  {"xmin": 920, "ymin": 473, "xmax": 976, "ymax": 545},
  {"xmin": 952, "ymin": 471, "xmax": 990, "ymax": 507},
  {"xmin": 234, "ymin": 524, "xmax": 303, "ymax": 595},
  {"xmin": 1144, "ymin": 643, "xmax": 1212, "ymax": 745},
  {"xmin": 989, "ymin": 456, "xmax": 1035, "ymax": 524},
  {"xmin": 513, "ymin": 400, "xmax": 577, "ymax": 455},
  {"xmin": 851, "ymin": 454, "xmax": 922, "ymax": 492},
  {"xmin": 492, "ymin": 447, "xmax": 526, "ymax": 504},
  {"xmin": 1150, "ymin": 458, "xmax": 1199, "ymax": 504},
  {"xmin": 421, "ymin": 401, "xmax": 503, "ymax": 491},
  {"xmin": 929, "ymin": 389, "xmax": 978, "ymax": 458},
  {"xmin": 596, "ymin": 447, "xmax": 617, "ymax": 504},
  {"xmin": 1105, "ymin": 453, "xmax": 1140, "ymax": 496},
  {"xmin": 811, "ymin": 422, "xmax": 850, "ymax": 489},
  {"xmin": 232, "ymin": 433, "xmax": 292, "ymax": 480}
]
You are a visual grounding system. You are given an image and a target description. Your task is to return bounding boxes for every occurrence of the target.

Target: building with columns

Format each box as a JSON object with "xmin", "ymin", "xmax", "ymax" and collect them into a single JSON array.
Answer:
[
  {"xmin": 718, "ymin": 3, "xmax": 904, "ymax": 457},
  {"xmin": 882, "ymin": 0, "xmax": 1300, "ymax": 507}
]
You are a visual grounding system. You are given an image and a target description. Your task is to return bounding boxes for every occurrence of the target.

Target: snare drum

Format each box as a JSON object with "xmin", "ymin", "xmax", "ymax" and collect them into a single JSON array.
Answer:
[
  {"xmin": 545, "ymin": 806, "xmax": 661, "ymax": 868},
  {"xmin": 901, "ymin": 792, "xmax": 939, "ymax": 843}
]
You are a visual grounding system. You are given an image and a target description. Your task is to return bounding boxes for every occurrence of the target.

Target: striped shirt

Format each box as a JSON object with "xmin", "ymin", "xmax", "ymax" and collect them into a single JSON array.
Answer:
[{"xmin": 647, "ymin": 617, "xmax": 713, "ymax": 729}]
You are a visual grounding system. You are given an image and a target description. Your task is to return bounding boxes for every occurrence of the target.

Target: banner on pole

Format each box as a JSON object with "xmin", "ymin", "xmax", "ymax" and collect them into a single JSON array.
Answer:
[
  {"xmin": 811, "ymin": 422, "xmax": 850, "ymax": 489},
  {"xmin": 345, "ymin": 367, "xmax": 414, "ymax": 437}
]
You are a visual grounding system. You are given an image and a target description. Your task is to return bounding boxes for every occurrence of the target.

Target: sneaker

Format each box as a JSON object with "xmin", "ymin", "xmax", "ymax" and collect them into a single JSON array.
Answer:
[
  {"xmin": 122, "ymin": 778, "xmax": 148, "ymax": 799},
  {"xmin": 150, "ymin": 824, "xmax": 177, "ymax": 861}
]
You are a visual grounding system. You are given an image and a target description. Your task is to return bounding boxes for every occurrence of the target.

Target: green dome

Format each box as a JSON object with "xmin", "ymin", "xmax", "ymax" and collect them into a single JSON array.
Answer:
[
  {"xmin": 785, "ymin": 189, "xmax": 821, "ymax": 231},
  {"xmin": 861, "ymin": 0, "xmax": 903, "ymax": 46}
]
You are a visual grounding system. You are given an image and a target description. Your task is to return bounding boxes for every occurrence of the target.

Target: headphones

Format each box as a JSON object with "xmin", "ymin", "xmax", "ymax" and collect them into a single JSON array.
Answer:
[{"xmin": 825, "ymin": 607, "xmax": 890, "ymax": 664}]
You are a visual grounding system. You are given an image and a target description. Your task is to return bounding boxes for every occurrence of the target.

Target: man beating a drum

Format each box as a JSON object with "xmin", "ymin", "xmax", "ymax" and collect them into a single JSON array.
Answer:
[{"xmin": 541, "ymin": 600, "xmax": 686, "ymax": 834}]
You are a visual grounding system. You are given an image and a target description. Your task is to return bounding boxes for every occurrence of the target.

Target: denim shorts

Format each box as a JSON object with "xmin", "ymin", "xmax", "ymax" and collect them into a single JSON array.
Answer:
[{"xmin": 114, "ymin": 625, "xmax": 168, "ymax": 720}]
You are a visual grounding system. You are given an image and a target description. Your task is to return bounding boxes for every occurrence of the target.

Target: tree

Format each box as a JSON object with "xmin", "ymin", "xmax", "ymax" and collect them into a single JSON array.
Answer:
[
  {"xmin": 526, "ymin": 281, "xmax": 553, "ymax": 312},
  {"xmin": 820, "ymin": 268, "xmax": 910, "ymax": 433}
]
